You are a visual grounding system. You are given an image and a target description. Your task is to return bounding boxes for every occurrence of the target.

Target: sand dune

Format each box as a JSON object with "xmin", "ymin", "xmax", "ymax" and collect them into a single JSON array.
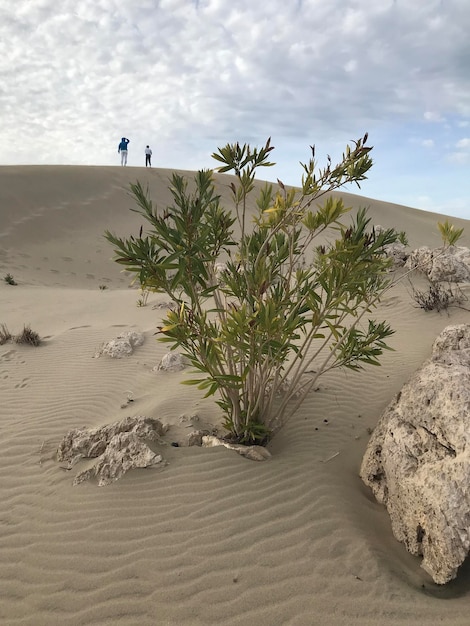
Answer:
[{"xmin": 1, "ymin": 165, "xmax": 470, "ymax": 625}]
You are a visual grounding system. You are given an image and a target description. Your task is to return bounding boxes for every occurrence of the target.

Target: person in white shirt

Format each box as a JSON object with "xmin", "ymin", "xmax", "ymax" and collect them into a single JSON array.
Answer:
[{"xmin": 145, "ymin": 145, "xmax": 152, "ymax": 167}]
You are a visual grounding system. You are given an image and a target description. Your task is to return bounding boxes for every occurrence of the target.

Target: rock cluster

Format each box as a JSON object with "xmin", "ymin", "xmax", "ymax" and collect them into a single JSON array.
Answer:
[{"xmin": 360, "ymin": 324, "xmax": 470, "ymax": 584}]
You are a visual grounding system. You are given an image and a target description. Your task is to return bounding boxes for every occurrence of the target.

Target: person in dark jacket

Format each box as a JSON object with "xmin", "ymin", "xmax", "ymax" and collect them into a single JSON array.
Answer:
[{"xmin": 118, "ymin": 137, "xmax": 130, "ymax": 166}]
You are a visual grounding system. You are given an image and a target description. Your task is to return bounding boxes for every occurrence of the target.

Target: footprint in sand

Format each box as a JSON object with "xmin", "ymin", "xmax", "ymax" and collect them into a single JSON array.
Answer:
[
  {"xmin": 50, "ymin": 269, "xmax": 60, "ymax": 274},
  {"xmin": 0, "ymin": 349, "xmax": 16, "ymax": 362},
  {"xmin": 61, "ymin": 257, "xmax": 73, "ymax": 262},
  {"xmin": 86, "ymin": 274, "xmax": 95, "ymax": 280},
  {"xmin": 1, "ymin": 370, "xmax": 8, "ymax": 379},
  {"xmin": 15, "ymin": 378, "xmax": 30, "ymax": 389}
]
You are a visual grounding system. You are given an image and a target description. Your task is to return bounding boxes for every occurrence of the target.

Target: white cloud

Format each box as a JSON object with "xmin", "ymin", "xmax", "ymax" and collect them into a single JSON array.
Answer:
[
  {"xmin": 447, "ymin": 151, "xmax": 470, "ymax": 165},
  {"xmin": 1, "ymin": 0, "xmax": 470, "ymax": 217},
  {"xmin": 456, "ymin": 138, "xmax": 470, "ymax": 149},
  {"xmin": 421, "ymin": 139, "xmax": 434, "ymax": 148},
  {"xmin": 424, "ymin": 111, "xmax": 445, "ymax": 123}
]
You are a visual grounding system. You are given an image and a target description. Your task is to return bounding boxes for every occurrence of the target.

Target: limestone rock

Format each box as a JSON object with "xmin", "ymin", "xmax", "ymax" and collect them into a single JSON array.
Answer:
[
  {"xmin": 95, "ymin": 330, "xmax": 145, "ymax": 358},
  {"xmin": 155, "ymin": 352, "xmax": 189, "ymax": 372},
  {"xmin": 384, "ymin": 241, "xmax": 408, "ymax": 267},
  {"xmin": 202, "ymin": 435, "xmax": 271, "ymax": 461},
  {"xmin": 73, "ymin": 432, "xmax": 165, "ymax": 486},
  {"xmin": 57, "ymin": 415, "xmax": 168, "ymax": 470},
  {"xmin": 187, "ymin": 430, "xmax": 205, "ymax": 446},
  {"xmin": 360, "ymin": 324, "xmax": 470, "ymax": 584},
  {"xmin": 406, "ymin": 246, "xmax": 470, "ymax": 283}
]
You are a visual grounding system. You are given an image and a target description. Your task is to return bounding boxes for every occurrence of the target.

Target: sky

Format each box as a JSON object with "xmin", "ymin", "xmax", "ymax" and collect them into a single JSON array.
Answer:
[{"xmin": 2, "ymin": 0, "xmax": 470, "ymax": 218}]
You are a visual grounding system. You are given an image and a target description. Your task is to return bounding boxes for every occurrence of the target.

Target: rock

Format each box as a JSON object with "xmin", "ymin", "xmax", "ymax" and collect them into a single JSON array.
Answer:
[
  {"xmin": 384, "ymin": 241, "xmax": 408, "ymax": 267},
  {"xmin": 155, "ymin": 352, "xmax": 189, "ymax": 372},
  {"xmin": 202, "ymin": 435, "xmax": 271, "ymax": 461},
  {"xmin": 95, "ymin": 330, "xmax": 145, "ymax": 358},
  {"xmin": 360, "ymin": 324, "xmax": 470, "ymax": 584},
  {"xmin": 57, "ymin": 415, "xmax": 168, "ymax": 469},
  {"xmin": 73, "ymin": 432, "xmax": 166, "ymax": 486},
  {"xmin": 372, "ymin": 225, "xmax": 408, "ymax": 267},
  {"xmin": 406, "ymin": 246, "xmax": 470, "ymax": 283},
  {"xmin": 187, "ymin": 430, "xmax": 205, "ymax": 446}
]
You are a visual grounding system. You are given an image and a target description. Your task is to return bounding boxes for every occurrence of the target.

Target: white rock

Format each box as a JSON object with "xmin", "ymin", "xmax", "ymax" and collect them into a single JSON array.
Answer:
[
  {"xmin": 406, "ymin": 246, "xmax": 470, "ymax": 283},
  {"xmin": 360, "ymin": 324, "xmax": 470, "ymax": 584},
  {"xmin": 73, "ymin": 432, "xmax": 166, "ymax": 486},
  {"xmin": 57, "ymin": 415, "xmax": 168, "ymax": 485},
  {"xmin": 202, "ymin": 435, "xmax": 271, "ymax": 461},
  {"xmin": 155, "ymin": 352, "xmax": 189, "ymax": 372},
  {"xmin": 384, "ymin": 241, "xmax": 408, "ymax": 267},
  {"xmin": 95, "ymin": 330, "xmax": 145, "ymax": 358}
]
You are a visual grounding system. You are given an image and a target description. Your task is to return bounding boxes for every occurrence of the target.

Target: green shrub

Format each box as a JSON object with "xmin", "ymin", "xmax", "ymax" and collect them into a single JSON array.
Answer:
[
  {"xmin": 105, "ymin": 135, "xmax": 401, "ymax": 444},
  {"xmin": 4, "ymin": 273, "xmax": 17, "ymax": 285},
  {"xmin": 438, "ymin": 219, "xmax": 464, "ymax": 247}
]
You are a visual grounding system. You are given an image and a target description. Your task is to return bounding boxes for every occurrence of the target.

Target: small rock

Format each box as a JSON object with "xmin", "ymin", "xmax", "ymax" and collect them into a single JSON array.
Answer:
[
  {"xmin": 187, "ymin": 430, "xmax": 205, "ymax": 446},
  {"xmin": 201, "ymin": 435, "xmax": 271, "ymax": 461},
  {"xmin": 155, "ymin": 352, "xmax": 189, "ymax": 372}
]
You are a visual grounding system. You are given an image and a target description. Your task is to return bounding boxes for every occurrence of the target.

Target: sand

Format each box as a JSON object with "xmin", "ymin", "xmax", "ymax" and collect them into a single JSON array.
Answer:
[{"xmin": 1, "ymin": 164, "xmax": 470, "ymax": 625}]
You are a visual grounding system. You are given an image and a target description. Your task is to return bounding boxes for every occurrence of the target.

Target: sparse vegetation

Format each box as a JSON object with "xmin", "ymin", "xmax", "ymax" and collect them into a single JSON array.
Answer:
[
  {"xmin": 4, "ymin": 273, "xmax": 17, "ymax": 285},
  {"xmin": 438, "ymin": 219, "xmax": 464, "ymax": 248},
  {"xmin": 397, "ymin": 231, "xmax": 408, "ymax": 246},
  {"xmin": 14, "ymin": 325, "xmax": 41, "ymax": 346},
  {"xmin": 410, "ymin": 279, "xmax": 467, "ymax": 312},
  {"xmin": 137, "ymin": 289, "xmax": 150, "ymax": 307},
  {"xmin": 0, "ymin": 324, "xmax": 12, "ymax": 345},
  {"xmin": 99, "ymin": 284, "xmax": 108, "ymax": 290},
  {"xmin": 106, "ymin": 135, "xmax": 403, "ymax": 444}
]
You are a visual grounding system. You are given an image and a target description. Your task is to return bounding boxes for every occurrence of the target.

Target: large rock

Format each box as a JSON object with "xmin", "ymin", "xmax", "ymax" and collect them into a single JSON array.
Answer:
[
  {"xmin": 57, "ymin": 415, "xmax": 168, "ymax": 485},
  {"xmin": 360, "ymin": 324, "xmax": 470, "ymax": 584},
  {"xmin": 73, "ymin": 432, "xmax": 165, "ymax": 486},
  {"xmin": 406, "ymin": 246, "xmax": 470, "ymax": 283}
]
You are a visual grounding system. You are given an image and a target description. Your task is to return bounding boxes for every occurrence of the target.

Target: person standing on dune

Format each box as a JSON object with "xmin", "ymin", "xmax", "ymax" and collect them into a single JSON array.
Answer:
[
  {"xmin": 118, "ymin": 137, "xmax": 130, "ymax": 166},
  {"xmin": 145, "ymin": 145, "xmax": 152, "ymax": 167}
]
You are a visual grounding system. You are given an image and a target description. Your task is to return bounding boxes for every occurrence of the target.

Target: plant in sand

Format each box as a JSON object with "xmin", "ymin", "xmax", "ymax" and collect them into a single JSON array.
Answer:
[
  {"xmin": 4, "ymin": 273, "xmax": 17, "ymax": 285},
  {"xmin": 0, "ymin": 323, "xmax": 12, "ymax": 345},
  {"xmin": 15, "ymin": 325, "xmax": 41, "ymax": 346},
  {"xmin": 410, "ymin": 279, "xmax": 467, "ymax": 312},
  {"xmin": 438, "ymin": 219, "xmax": 464, "ymax": 248},
  {"xmin": 137, "ymin": 289, "xmax": 150, "ymax": 307},
  {"xmin": 105, "ymin": 135, "xmax": 402, "ymax": 444}
]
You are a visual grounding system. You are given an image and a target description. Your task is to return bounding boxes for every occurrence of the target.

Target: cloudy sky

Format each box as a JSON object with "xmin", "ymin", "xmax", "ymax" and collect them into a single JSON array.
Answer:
[{"xmin": 2, "ymin": 0, "xmax": 470, "ymax": 217}]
